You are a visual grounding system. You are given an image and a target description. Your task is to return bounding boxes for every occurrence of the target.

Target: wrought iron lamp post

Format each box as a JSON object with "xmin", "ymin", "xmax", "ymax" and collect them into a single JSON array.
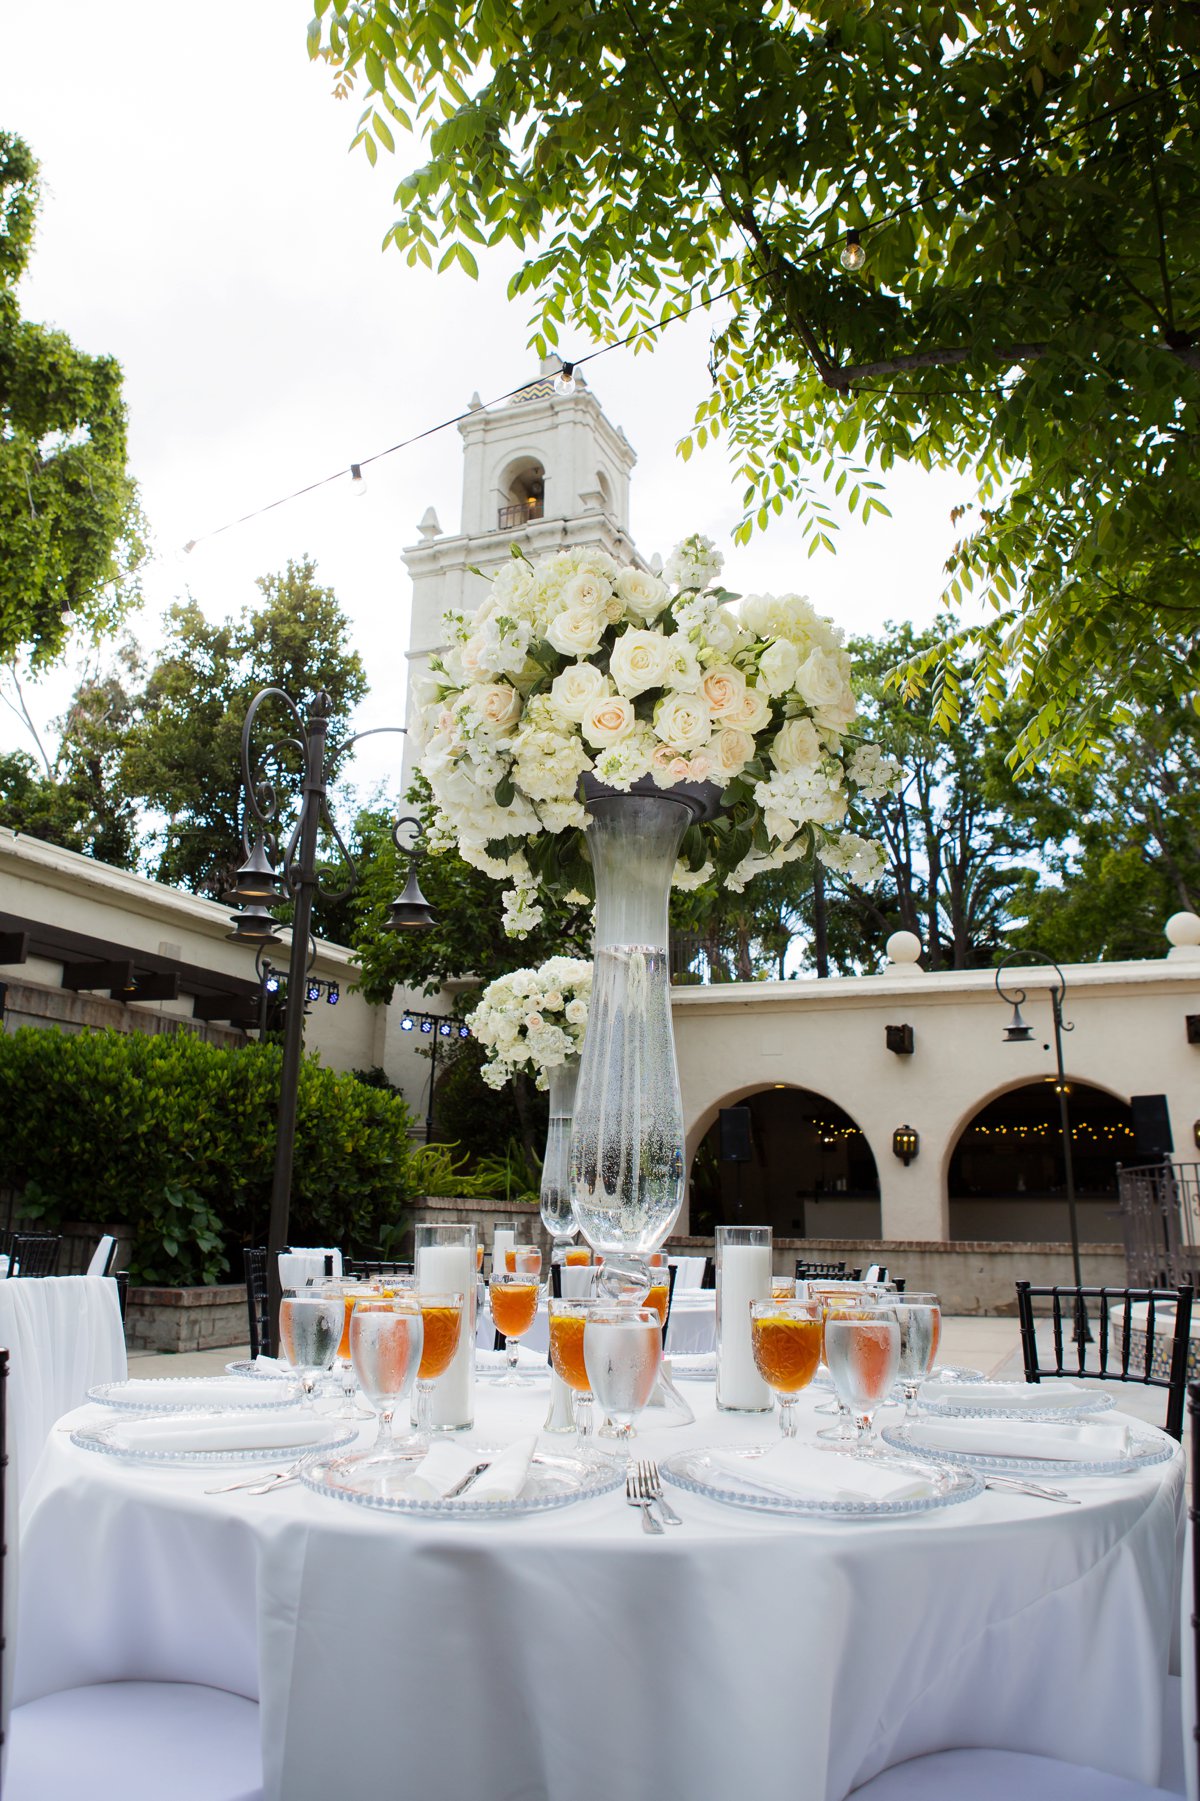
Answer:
[
  {"xmin": 224, "ymin": 689, "xmax": 435, "ymax": 1337},
  {"xmin": 995, "ymin": 950, "xmax": 1084, "ymax": 1293}
]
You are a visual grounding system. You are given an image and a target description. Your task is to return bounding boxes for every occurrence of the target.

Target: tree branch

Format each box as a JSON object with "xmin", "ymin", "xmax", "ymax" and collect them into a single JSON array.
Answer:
[{"xmin": 836, "ymin": 338, "xmax": 1200, "ymax": 386}]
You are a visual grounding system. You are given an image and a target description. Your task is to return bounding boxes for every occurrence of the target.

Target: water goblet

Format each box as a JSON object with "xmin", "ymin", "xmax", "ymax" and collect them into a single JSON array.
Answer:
[
  {"xmin": 278, "ymin": 1285, "xmax": 344, "ymax": 1407},
  {"xmin": 506, "ymin": 1245, "xmax": 542, "ymax": 1279},
  {"xmin": 894, "ymin": 1293, "xmax": 942, "ymax": 1416},
  {"xmin": 583, "ymin": 1306, "xmax": 662, "ymax": 1447},
  {"xmin": 812, "ymin": 1282, "xmax": 876, "ymax": 1439},
  {"xmin": 823, "ymin": 1301, "xmax": 901, "ymax": 1455},
  {"xmin": 548, "ymin": 1297, "xmax": 598, "ymax": 1444},
  {"xmin": 391, "ymin": 1291, "xmax": 465, "ymax": 1451},
  {"xmin": 349, "ymin": 1296, "xmax": 424, "ymax": 1459},
  {"xmin": 750, "ymin": 1298, "xmax": 823, "ymax": 1439},
  {"xmin": 489, "ymin": 1271, "xmax": 541, "ymax": 1384}
]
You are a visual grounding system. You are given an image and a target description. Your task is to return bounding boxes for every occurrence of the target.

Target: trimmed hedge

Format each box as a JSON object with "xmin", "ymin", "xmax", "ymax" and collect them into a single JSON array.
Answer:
[{"xmin": 0, "ymin": 1028, "xmax": 417, "ymax": 1285}]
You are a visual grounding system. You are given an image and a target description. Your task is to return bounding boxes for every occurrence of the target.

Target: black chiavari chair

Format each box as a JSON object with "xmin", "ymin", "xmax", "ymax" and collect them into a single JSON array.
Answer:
[{"xmin": 1016, "ymin": 1282, "xmax": 1193, "ymax": 1441}]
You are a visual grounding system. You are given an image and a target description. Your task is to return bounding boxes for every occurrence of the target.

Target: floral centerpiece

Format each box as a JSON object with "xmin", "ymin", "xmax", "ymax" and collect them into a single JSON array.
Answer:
[
  {"xmin": 467, "ymin": 957, "xmax": 592, "ymax": 1091},
  {"xmin": 416, "ymin": 534, "xmax": 898, "ymax": 934}
]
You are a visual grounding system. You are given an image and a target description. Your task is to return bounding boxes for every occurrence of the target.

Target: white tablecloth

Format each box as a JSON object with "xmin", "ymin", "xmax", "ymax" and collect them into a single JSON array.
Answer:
[
  {"xmin": 0, "ymin": 1276, "xmax": 126, "ymax": 1508},
  {"xmin": 16, "ymin": 1384, "xmax": 1183, "ymax": 1801}
]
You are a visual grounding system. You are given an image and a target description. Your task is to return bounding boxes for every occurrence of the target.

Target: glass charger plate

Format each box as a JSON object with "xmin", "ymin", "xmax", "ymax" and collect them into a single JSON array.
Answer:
[
  {"xmin": 475, "ymin": 1349, "xmax": 549, "ymax": 1379},
  {"xmin": 918, "ymin": 1381, "xmax": 1116, "ymax": 1422},
  {"xmin": 661, "ymin": 1445, "xmax": 982, "ymax": 1518},
  {"xmin": 71, "ymin": 1413, "xmax": 357, "ymax": 1468},
  {"xmin": 300, "ymin": 1444, "xmax": 622, "ymax": 1518},
  {"xmin": 225, "ymin": 1359, "xmax": 296, "ymax": 1381},
  {"xmin": 89, "ymin": 1376, "xmax": 300, "ymax": 1412},
  {"xmin": 668, "ymin": 1353, "xmax": 716, "ymax": 1382},
  {"xmin": 882, "ymin": 1418, "xmax": 1175, "ymax": 1477}
]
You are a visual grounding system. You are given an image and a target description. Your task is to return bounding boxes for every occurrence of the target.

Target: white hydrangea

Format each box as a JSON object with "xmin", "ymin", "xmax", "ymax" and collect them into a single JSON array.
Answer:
[
  {"xmin": 847, "ymin": 742, "xmax": 903, "ymax": 799},
  {"xmin": 468, "ymin": 956, "xmax": 593, "ymax": 1086},
  {"xmin": 817, "ymin": 832, "xmax": 888, "ymax": 885}
]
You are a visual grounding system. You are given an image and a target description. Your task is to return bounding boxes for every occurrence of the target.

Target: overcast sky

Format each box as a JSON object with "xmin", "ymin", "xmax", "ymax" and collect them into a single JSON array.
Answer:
[{"xmin": 0, "ymin": 0, "xmax": 967, "ymax": 802}]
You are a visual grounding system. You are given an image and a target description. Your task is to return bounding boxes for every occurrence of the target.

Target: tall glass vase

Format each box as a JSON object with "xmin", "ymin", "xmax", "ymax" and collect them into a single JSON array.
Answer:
[
  {"xmin": 540, "ymin": 1057, "xmax": 581, "ymax": 1262},
  {"xmin": 569, "ymin": 776, "xmax": 718, "ymax": 1293}
]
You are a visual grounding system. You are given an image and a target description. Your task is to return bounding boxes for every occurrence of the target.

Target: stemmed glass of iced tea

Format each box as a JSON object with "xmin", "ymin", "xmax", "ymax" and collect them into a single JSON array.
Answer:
[
  {"xmin": 750, "ymin": 1298, "xmax": 824, "ymax": 1439},
  {"xmin": 548, "ymin": 1297, "xmax": 598, "ymax": 1443},
  {"xmin": 489, "ymin": 1271, "xmax": 541, "ymax": 1384}
]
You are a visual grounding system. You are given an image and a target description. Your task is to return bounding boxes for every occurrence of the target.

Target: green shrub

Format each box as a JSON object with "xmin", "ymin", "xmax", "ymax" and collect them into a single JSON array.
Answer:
[{"xmin": 0, "ymin": 1028, "xmax": 417, "ymax": 1284}]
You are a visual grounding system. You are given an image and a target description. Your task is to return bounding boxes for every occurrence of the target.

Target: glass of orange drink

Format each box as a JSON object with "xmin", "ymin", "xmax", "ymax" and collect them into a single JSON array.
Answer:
[
  {"xmin": 564, "ymin": 1247, "xmax": 591, "ymax": 1267},
  {"xmin": 489, "ymin": 1272, "xmax": 541, "ymax": 1384},
  {"xmin": 750, "ymin": 1298, "xmax": 824, "ymax": 1439},
  {"xmin": 644, "ymin": 1271, "xmax": 670, "ymax": 1331},
  {"xmin": 505, "ymin": 1245, "xmax": 542, "ymax": 1279},
  {"xmin": 390, "ymin": 1291, "xmax": 465, "ymax": 1450},
  {"xmin": 548, "ymin": 1297, "xmax": 597, "ymax": 1441}
]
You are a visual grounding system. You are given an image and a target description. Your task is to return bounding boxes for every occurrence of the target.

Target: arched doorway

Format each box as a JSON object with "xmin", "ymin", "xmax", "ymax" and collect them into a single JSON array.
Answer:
[
  {"xmin": 691, "ymin": 1087, "xmax": 880, "ymax": 1239},
  {"xmin": 948, "ymin": 1080, "xmax": 1135, "ymax": 1243}
]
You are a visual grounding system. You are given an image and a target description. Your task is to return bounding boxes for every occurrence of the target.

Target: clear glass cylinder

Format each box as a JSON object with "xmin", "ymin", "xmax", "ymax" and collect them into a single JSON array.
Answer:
[
  {"xmin": 412, "ymin": 1221, "xmax": 476, "ymax": 1431},
  {"xmin": 716, "ymin": 1224, "xmax": 773, "ymax": 1413},
  {"xmin": 568, "ymin": 785, "xmax": 703, "ymax": 1270},
  {"xmin": 540, "ymin": 1057, "xmax": 581, "ymax": 1253}
]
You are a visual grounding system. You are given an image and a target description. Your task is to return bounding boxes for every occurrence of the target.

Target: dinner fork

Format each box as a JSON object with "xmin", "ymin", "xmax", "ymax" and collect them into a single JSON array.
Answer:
[
  {"xmin": 637, "ymin": 1460, "xmax": 682, "ymax": 1526},
  {"xmin": 625, "ymin": 1467, "xmax": 664, "ymax": 1534}
]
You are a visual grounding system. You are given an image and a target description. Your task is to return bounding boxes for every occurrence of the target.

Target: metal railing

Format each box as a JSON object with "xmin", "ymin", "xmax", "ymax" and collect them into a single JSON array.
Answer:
[
  {"xmin": 497, "ymin": 501, "xmax": 543, "ymax": 529},
  {"xmin": 1117, "ymin": 1161, "xmax": 1200, "ymax": 1289}
]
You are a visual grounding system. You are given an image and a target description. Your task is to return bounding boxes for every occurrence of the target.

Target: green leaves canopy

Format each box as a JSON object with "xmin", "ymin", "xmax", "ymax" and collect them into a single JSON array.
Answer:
[
  {"xmin": 310, "ymin": 1, "xmax": 1200, "ymax": 760},
  {"xmin": 0, "ymin": 133, "xmax": 144, "ymax": 663}
]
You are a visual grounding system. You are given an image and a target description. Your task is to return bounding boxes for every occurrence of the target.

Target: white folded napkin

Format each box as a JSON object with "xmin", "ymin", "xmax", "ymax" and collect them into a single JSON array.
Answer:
[
  {"xmin": 96, "ymin": 1379, "xmax": 294, "ymax": 1411},
  {"xmin": 921, "ymin": 1379, "xmax": 1096, "ymax": 1413},
  {"xmin": 113, "ymin": 1416, "xmax": 335, "ymax": 1454},
  {"xmin": 912, "ymin": 1418, "xmax": 1132, "ymax": 1462},
  {"xmin": 710, "ymin": 1444, "xmax": 932, "ymax": 1505},
  {"xmin": 402, "ymin": 1436, "xmax": 538, "ymax": 1502}
]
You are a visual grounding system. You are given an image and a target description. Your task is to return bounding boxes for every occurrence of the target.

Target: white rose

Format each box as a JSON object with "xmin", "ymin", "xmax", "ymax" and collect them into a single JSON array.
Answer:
[
  {"xmin": 700, "ymin": 665, "xmax": 747, "ymax": 719},
  {"xmin": 565, "ymin": 998, "xmax": 588, "ymax": 1025},
  {"xmin": 615, "ymin": 567, "xmax": 669, "ymax": 621},
  {"xmin": 565, "ymin": 571, "xmax": 612, "ymax": 612},
  {"xmin": 582, "ymin": 693, "xmax": 637, "ymax": 748},
  {"xmin": 758, "ymin": 637, "xmax": 801, "ymax": 697},
  {"xmin": 546, "ymin": 607, "xmax": 606, "ymax": 658},
  {"xmin": 651, "ymin": 745, "xmax": 693, "ymax": 787},
  {"xmin": 795, "ymin": 648, "xmax": 857, "ymax": 730},
  {"xmin": 549, "ymin": 661, "xmax": 609, "ymax": 723},
  {"xmin": 653, "ymin": 690, "xmax": 712, "ymax": 751},
  {"xmin": 542, "ymin": 989, "xmax": 564, "ymax": 1011},
  {"xmin": 732, "ymin": 683, "xmax": 771, "ymax": 733},
  {"xmin": 710, "ymin": 726, "xmax": 755, "ymax": 779},
  {"xmin": 464, "ymin": 682, "xmax": 522, "ymax": 737},
  {"xmin": 771, "ymin": 716, "xmax": 823, "ymax": 774},
  {"xmin": 609, "ymin": 627, "xmax": 673, "ymax": 698}
]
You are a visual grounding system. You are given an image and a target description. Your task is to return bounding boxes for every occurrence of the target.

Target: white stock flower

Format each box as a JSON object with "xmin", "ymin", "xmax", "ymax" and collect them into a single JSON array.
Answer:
[
  {"xmin": 672, "ymin": 858, "xmax": 715, "ymax": 890},
  {"xmin": 501, "ymin": 886, "xmax": 545, "ymax": 938},
  {"xmin": 609, "ymin": 627, "xmax": 673, "ymax": 697},
  {"xmin": 653, "ymin": 690, "xmax": 712, "ymax": 751},
  {"xmin": 664, "ymin": 635, "xmax": 703, "ymax": 692},
  {"xmin": 582, "ymin": 693, "xmax": 637, "ymax": 748},
  {"xmin": 548, "ymin": 661, "xmax": 609, "ymax": 723},
  {"xmin": 664, "ymin": 533, "xmax": 723, "ymax": 591},
  {"xmin": 770, "ymin": 716, "xmax": 823, "ymax": 774},
  {"xmin": 615, "ymin": 566, "xmax": 670, "ymax": 621}
]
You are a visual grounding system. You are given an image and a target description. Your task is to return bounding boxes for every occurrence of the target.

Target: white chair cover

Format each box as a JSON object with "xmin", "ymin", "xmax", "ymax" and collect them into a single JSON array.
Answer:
[
  {"xmin": 278, "ymin": 1248, "xmax": 342, "ymax": 1289},
  {"xmin": 0, "ymin": 1276, "xmax": 126, "ymax": 1507},
  {"xmin": 85, "ymin": 1235, "xmax": 117, "ymax": 1278},
  {"xmin": 667, "ymin": 1256, "xmax": 706, "ymax": 1290}
]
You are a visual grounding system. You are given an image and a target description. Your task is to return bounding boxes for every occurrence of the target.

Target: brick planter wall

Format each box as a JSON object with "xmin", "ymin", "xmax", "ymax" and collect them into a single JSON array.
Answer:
[{"xmin": 125, "ymin": 1283, "xmax": 248, "ymax": 1353}]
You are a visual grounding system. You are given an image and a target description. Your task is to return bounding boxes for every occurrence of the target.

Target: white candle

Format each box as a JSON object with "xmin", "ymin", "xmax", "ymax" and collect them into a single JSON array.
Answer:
[
  {"xmin": 716, "ymin": 1243, "xmax": 772, "ymax": 1411},
  {"xmin": 416, "ymin": 1243, "xmax": 475, "ymax": 1428},
  {"xmin": 492, "ymin": 1228, "xmax": 514, "ymax": 1273},
  {"xmin": 560, "ymin": 1265, "xmax": 593, "ymax": 1300}
]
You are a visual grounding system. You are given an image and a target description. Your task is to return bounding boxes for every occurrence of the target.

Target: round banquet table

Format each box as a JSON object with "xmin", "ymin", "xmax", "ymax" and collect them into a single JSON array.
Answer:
[{"xmin": 15, "ymin": 1376, "xmax": 1183, "ymax": 1801}]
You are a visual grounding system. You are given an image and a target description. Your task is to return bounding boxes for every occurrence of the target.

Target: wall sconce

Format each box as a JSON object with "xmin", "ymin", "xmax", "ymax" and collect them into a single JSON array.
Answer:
[
  {"xmin": 892, "ymin": 1125, "xmax": 919, "ymax": 1166},
  {"xmin": 885, "ymin": 1024, "xmax": 915, "ymax": 1055},
  {"xmin": 1193, "ymin": 1119, "xmax": 1200, "ymax": 1150}
]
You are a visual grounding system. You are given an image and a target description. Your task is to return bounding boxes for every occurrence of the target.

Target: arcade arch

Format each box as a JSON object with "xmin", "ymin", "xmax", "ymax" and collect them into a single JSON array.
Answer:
[
  {"xmin": 690, "ymin": 1086, "xmax": 880, "ymax": 1240},
  {"xmin": 947, "ymin": 1079, "xmax": 1135, "ymax": 1244}
]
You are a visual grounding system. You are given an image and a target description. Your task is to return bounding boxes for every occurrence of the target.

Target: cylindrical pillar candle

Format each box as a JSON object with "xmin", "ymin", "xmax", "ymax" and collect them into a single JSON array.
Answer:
[
  {"xmin": 414, "ymin": 1222, "xmax": 476, "ymax": 1430},
  {"xmin": 716, "ymin": 1224, "xmax": 773, "ymax": 1412}
]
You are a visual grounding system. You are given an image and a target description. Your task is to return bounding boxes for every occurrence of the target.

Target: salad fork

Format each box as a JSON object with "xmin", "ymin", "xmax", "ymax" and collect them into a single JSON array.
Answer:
[
  {"xmin": 625, "ymin": 1467, "xmax": 664, "ymax": 1534},
  {"xmin": 637, "ymin": 1460, "xmax": 682, "ymax": 1525}
]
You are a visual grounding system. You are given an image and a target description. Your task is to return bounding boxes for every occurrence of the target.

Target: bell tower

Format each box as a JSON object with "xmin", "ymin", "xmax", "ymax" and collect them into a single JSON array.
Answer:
[{"xmin": 401, "ymin": 358, "xmax": 639, "ymax": 789}]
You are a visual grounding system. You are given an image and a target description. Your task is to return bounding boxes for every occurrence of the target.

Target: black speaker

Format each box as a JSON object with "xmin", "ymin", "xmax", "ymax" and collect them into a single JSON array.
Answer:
[
  {"xmin": 719, "ymin": 1106, "xmax": 753, "ymax": 1163},
  {"xmin": 1130, "ymin": 1093, "xmax": 1173, "ymax": 1161}
]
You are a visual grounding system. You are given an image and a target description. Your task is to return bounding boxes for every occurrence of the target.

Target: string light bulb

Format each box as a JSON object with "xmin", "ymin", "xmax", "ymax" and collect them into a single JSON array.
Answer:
[
  {"xmin": 556, "ymin": 361, "xmax": 577, "ymax": 395},
  {"xmin": 840, "ymin": 230, "xmax": 866, "ymax": 272},
  {"xmin": 350, "ymin": 463, "xmax": 367, "ymax": 496}
]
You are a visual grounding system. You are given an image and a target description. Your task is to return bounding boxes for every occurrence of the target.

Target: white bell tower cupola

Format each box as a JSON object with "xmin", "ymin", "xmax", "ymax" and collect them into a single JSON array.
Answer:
[{"xmin": 401, "ymin": 359, "xmax": 639, "ymax": 788}]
